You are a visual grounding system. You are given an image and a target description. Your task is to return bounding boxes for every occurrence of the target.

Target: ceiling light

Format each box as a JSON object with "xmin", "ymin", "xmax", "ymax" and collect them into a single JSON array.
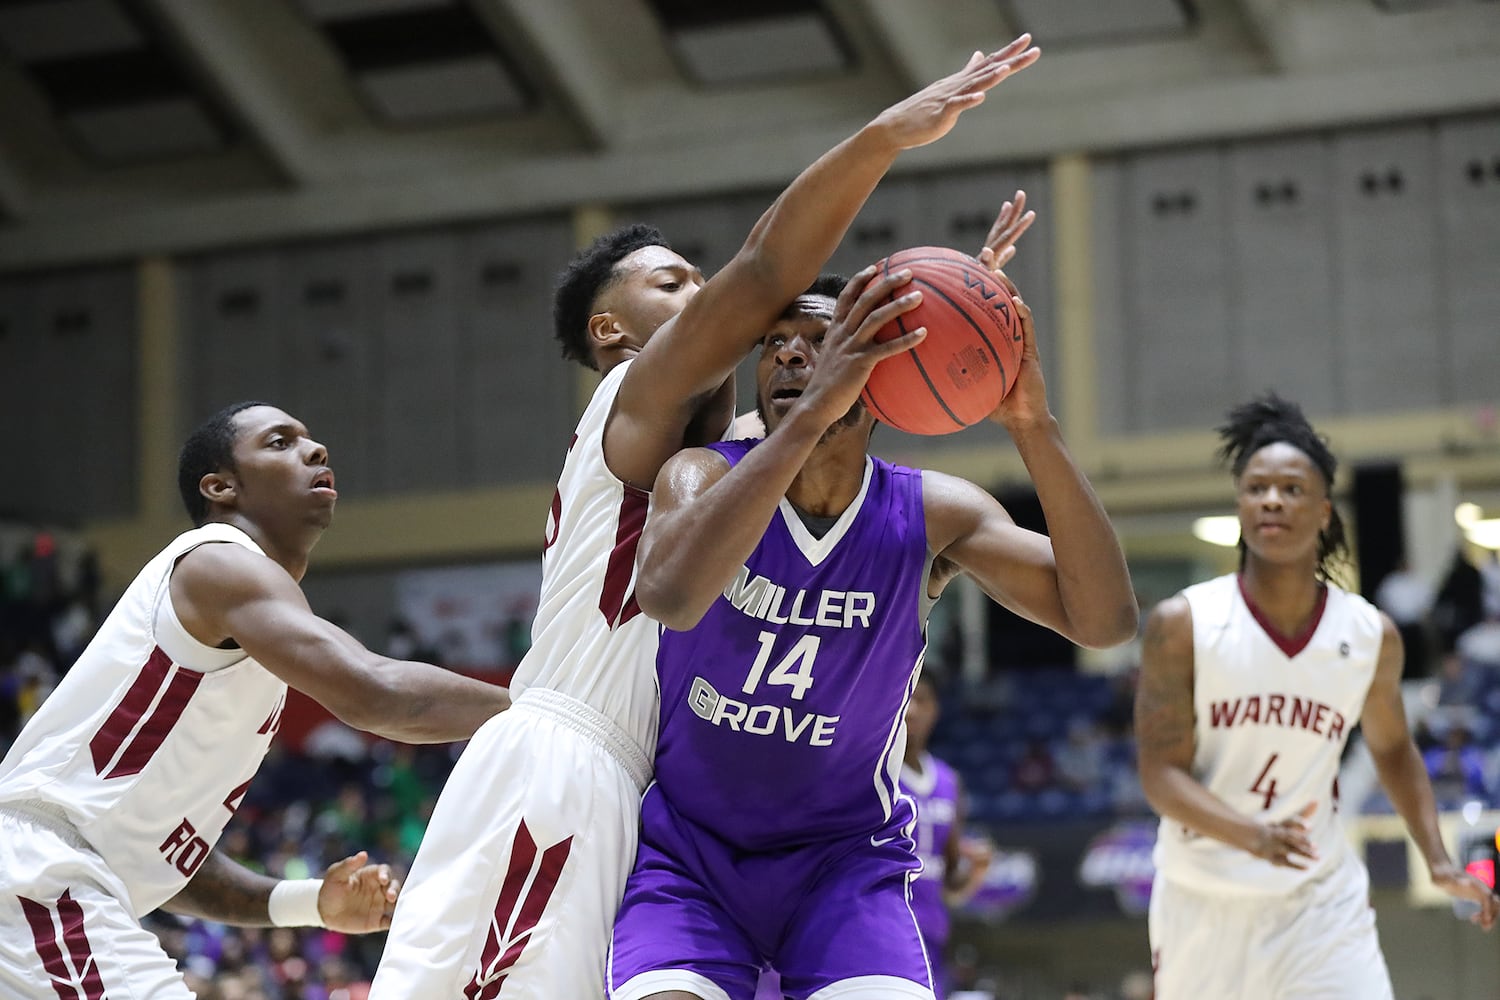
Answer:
[{"xmin": 1192, "ymin": 516, "xmax": 1240, "ymax": 547}]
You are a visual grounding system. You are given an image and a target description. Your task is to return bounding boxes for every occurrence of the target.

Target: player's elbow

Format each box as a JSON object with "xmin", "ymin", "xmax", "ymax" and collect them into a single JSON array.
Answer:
[
  {"xmin": 1069, "ymin": 603, "xmax": 1140, "ymax": 651},
  {"xmin": 636, "ymin": 576, "xmax": 709, "ymax": 633}
]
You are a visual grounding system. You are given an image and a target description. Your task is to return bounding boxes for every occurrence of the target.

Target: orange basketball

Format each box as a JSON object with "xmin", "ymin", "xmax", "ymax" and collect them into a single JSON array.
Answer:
[{"xmin": 859, "ymin": 246, "xmax": 1023, "ymax": 436}]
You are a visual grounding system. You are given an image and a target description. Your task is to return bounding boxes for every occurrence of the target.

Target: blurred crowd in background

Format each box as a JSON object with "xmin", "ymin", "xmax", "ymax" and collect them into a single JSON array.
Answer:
[{"xmin": 4, "ymin": 522, "xmax": 1500, "ymax": 999}]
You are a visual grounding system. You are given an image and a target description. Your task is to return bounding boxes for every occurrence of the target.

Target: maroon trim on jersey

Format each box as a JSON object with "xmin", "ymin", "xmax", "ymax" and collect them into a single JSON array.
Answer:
[
  {"xmin": 462, "ymin": 820, "xmax": 574, "ymax": 999},
  {"xmin": 21, "ymin": 892, "xmax": 107, "ymax": 1000},
  {"xmin": 105, "ymin": 665, "xmax": 203, "ymax": 780},
  {"xmin": 1237, "ymin": 574, "xmax": 1328, "ymax": 659},
  {"xmin": 89, "ymin": 646, "xmax": 172, "ymax": 776},
  {"xmin": 598, "ymin": 485, "xmax": 649, "ymax": 630}
]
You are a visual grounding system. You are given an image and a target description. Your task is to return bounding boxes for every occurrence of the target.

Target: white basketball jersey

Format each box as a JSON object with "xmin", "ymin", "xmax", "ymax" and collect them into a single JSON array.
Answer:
[
  {"xmin": 509, "ymin": 358, "xmax": 660, "ymax": 760},
  {"xmin": 1153, "ymin": 574, "xmax": 1383, "ymax": 896},
  {"xmin": 0, "ymin": 524, "xmax": 287, "ymax": 916}
]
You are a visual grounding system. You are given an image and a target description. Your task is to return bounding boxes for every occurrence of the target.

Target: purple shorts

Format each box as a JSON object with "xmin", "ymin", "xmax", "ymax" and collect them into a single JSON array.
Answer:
[{"xmin": 607, "ymin": 786, "xmax": 933, "ymax": 1000}]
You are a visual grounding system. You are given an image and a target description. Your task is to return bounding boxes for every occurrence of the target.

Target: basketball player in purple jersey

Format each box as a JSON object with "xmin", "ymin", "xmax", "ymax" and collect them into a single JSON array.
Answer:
[
  {"xmin": 753, "ymin": 677, "xmax": 989, "ymax": 1000},
  {"xmin": 903, "ymin": 673, "xmax": 991, "ymax": 999},
  {"xmin": 374, "ymin": 41, "xmax": 1043, "ymax": 1000},
  {"xmin": 606, "ymin": 269, "xmax": 1137, "ymax": 1000}
]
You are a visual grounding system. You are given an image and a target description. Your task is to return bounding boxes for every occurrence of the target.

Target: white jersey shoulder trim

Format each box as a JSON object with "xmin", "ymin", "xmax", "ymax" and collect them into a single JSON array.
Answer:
[{"xmin": 151, "ymin": 524, "xmax": 268, "ymax": 673}]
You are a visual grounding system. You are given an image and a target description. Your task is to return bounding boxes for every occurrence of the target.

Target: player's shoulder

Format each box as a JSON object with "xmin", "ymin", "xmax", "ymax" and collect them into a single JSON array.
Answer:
[
  {"xmin": 1142, "ymin": 593, "xmax": 1195, "ymax": 661},
  {"xmin": 172, "ymin": 532, "xmax": 292, "ymax": 600}
]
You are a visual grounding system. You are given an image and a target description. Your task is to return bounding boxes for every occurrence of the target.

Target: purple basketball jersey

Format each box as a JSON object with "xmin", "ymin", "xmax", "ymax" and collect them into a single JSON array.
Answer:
[
  {"xmin": 901, "ymin": 753, "xmax": 960, "ymax": 950},
  {"xmin": 651, "ymin": 440, "xmax": 930, "ymax": 850}
]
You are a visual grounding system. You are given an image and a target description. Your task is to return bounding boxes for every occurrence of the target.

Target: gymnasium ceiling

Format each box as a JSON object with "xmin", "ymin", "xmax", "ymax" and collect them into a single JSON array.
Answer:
[{"xmin": 0, "ymin": 0, "xmax": 1497, "ymax": 269}]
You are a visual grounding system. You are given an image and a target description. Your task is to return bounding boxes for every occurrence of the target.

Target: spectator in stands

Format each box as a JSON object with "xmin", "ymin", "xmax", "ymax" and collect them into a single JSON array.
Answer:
[
  {"xmin": 1423, "ymin": 721, "xmax": 1488, "ymax": 804},
  {"xmin": 1375, "ymin": 557, "xmax": 1434, "ymax": 677},
  {"xmin": 1011, "ymin": 738, "xmax": 1057, "ymax": 793},
  {"xmin": 1436, "ymin": 651, "xmax": 1483, "ymax": 709},
  {"xmin": 1055, "ymin": 717, "xmax": 1107, "ymax": 793},
  {"xmin": 1434, "ymin": 546, "xmax": 1485, "ymax": 655},
  {"xmin": 1457, "ymin": 611, "xmax": 1500, "ymax": 667}
]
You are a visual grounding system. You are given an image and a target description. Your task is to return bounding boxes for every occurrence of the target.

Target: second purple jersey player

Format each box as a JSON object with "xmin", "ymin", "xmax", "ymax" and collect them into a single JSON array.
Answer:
[{"xmin": 608, "ymin": 266, "xmax": 1137, "ymax": 1000}]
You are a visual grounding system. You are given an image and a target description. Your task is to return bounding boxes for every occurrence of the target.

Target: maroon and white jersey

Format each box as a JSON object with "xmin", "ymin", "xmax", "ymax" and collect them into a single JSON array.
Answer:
[
  {"xmin": 0, "ymin": 524, "xmax": 286, "ymax": 916},
  {"xmin": 512, "ymin": 358, "xmax": 660, "ymax": 762},
  {"xmin": 1153, "ymin": 573, "xmax": 1383, "ymax": 896}
]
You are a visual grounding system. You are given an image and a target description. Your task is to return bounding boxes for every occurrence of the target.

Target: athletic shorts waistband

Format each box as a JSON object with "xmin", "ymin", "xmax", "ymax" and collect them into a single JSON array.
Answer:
[
  {"xmin": 513, "ymin": 687, "xmax": 652, "ymax": 793},
  {"xmin": 0, "ymin": 799, "xmax": 92, "ymax": 852}
]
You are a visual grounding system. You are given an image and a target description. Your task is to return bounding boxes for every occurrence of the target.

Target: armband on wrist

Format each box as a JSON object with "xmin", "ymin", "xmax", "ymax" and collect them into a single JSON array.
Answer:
[{"xmin": 268, "ymin": 878, "xmax": 325, "ymax": 928}]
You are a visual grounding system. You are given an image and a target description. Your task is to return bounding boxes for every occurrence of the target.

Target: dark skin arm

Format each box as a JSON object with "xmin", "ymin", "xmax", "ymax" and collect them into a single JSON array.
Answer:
[
  {"xmin": 1363, "ymin": 613, "xmax": 1498, "ymax": 929},
  {"xmin": 163, "ymin": 849, "xmax": 399, "ymax": 931},
  {"xmin": 605, "ymin": 39, "xmax": 1041, "ymax": 490},
  {"xmin": 171, "ymin": 543, "xmax": 509, "ymax": 743},
  {"xmin": 1135, "ymin": 597, "xmax": 1319, "ymax": 867},
  {"xmin": 920, "ymin": 273, "xmax": 1137, "ymax": 649}
]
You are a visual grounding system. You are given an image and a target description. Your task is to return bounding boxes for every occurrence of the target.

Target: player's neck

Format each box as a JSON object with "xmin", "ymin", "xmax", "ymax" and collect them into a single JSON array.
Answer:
[
  {"xmin": 786, "ymin": 429, "xmax": 868, "ymax": 516},
  {"xmin": 217, "ymin": 514, "xmax": 315, "ymax": 582},
  {"xmin": 1239, "ymin": 561, "xmax": 1324, "ymax": 634}
]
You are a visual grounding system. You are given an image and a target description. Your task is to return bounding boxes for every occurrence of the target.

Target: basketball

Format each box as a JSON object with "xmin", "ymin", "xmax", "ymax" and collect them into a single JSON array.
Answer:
[{"xmin": 859, "ymin": 246, "xmax": 1023, "ymax": 436}]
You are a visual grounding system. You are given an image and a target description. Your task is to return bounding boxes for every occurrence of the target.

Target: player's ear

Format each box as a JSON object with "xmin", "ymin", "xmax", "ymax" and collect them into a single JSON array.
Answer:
[
  {"xmin": 587, "ymin": 311, "xmax": 628, "ymax": 352},
  {"xmin": 200, "ymin": 471, "xmax": 237, "ymax": 509}
]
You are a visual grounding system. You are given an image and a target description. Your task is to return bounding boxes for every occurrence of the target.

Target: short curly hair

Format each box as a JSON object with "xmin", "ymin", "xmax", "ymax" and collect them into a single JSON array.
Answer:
[
  {"xmin": 551, "ymin": 223, "xmax": 669, "ymax": 370},
  {"xmin": 1217, "ymin": 391, "xmax": 1349, "ymax": 582},
  {"xmin": 178, "ymin": 400, "xmax": 268, "ymax": 526}
]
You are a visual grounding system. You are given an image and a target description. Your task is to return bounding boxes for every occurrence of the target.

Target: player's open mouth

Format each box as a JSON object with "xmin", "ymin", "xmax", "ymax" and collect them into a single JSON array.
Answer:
[
  {"xmin": 311, "ymin": 470, "xmax": 338, "ymax": 497},
  {"xmin": 771, "ymin": 388, "xmax": 803, "ymax": 401}
]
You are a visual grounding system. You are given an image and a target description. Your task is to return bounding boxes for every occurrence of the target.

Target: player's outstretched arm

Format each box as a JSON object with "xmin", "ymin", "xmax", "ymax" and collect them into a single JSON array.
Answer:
[
  {"xmin": 635, "ymin": 269, "xmax": 926, "ymax": 631},
  {"xmin": 163, "ymin": 849, "xmax": 399, "ymax": 932},
  {"xmin": 1363, "ymin": 614, "xmax": 1499, "ymax": 929},
  {"xmin": 606, "ymin": 37, "xmax": 1040, "ymax": 490},
  {"xmin": 170, "ymin": 543, "xmax": 510, "ymax": 743},
  {"xmin": 925, "ymin": 275, "xmax": 1136, "ymax": 649},
  {"xmin": 1134, "ymin": 598, "xmax": 1318, "ymax": 869}
]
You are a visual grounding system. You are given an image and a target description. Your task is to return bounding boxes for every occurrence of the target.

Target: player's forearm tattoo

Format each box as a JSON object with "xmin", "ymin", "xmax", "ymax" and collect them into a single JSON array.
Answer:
[{"xmin": 167, "ymin": 853, "xmax": 273, "ymax": 925}]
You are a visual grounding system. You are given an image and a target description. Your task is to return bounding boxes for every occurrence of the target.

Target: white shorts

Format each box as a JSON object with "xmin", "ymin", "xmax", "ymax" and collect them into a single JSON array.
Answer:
[
  {"xmin": 0, "ymin": 807, "xmax": 192, "ymax": 1000},
  {"xmin": 1148, "ymin": 849, "xmax": 1393, "ymax": 1000},
  {"xmin": 370, "ymin": 688, "xmax": 650, "ymax": 1000}
]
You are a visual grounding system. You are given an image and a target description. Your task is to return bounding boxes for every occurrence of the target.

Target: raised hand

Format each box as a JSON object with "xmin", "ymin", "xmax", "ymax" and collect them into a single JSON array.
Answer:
[
  {"xmin": 976, "ymin": 190, "xmax": 1036, "ymax": 273},
  {"xmin": 985, "ymin": 269, "xmax": 1050, "ymax": 432},
  {"xmin": 316, "ymin": 851, "xmax": 401, "ymax": 933},
  {"xmin": 872, "ymin": 36, "xmax": 1041, "ymax": 151},
  {"xmin": 789, "ymin": 265, "xmax": 925, "ymax": 430},
  {"xmin": 1430, "ymin": 861, "xmax": 1500, "ymax": 930}
]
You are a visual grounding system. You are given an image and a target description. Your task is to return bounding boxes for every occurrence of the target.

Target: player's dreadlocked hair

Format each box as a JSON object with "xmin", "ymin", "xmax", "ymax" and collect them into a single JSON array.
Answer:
[
  {"xmin": 1216, "ymin": 392, "xmax": 1350, "ymax": 583},
  {"xmin": 551, "ymin": 223, "xmax": 669, "ymax": 371}
]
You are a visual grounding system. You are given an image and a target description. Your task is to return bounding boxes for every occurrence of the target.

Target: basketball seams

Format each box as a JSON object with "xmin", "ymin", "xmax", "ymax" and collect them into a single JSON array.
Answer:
[{"xmin": 860, "ymin": 247, "xmax": 1021, "ymax": 435}]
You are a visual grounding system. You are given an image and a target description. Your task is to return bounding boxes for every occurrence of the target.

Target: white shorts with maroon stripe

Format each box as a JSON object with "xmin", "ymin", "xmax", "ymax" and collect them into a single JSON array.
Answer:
[
  {"xmin": 370, "ymin": 688, "xmax": 651, "ymax": 1000},
  {"xmin": 1148, "ymin": 847, "xmax": 1393, "ymax": 1000},
  {"xmin": 0, "ymin": 807, "xmax": 192, "ymax": 1000}
]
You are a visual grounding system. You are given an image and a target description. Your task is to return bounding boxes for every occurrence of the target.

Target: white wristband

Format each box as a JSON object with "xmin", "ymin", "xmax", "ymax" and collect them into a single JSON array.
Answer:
[{"xmin": 268, "ymin": 878, "xmax": 325, "ymax": 928}]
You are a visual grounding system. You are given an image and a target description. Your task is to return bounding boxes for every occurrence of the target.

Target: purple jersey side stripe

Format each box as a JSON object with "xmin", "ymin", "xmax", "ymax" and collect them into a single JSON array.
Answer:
[{"xmin": 902, "ymin": 753, "xmax": 961, "ymax": 950}]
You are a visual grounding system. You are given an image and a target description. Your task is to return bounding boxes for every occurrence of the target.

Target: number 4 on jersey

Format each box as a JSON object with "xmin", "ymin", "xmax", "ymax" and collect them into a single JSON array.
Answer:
[
  {"xmin": 742, "ymin": 632, "xmax": 819, "ymax": 700},
  {"xmin": 1250, "ymin": 752, "xmax": 1280, "ymax": 810}
]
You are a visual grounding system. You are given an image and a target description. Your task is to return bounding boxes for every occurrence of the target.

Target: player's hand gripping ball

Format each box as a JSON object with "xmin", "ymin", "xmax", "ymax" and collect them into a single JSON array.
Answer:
[{"xmin": 858, "ymin": 247, "xmax": 1023, "ymax": 435}]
